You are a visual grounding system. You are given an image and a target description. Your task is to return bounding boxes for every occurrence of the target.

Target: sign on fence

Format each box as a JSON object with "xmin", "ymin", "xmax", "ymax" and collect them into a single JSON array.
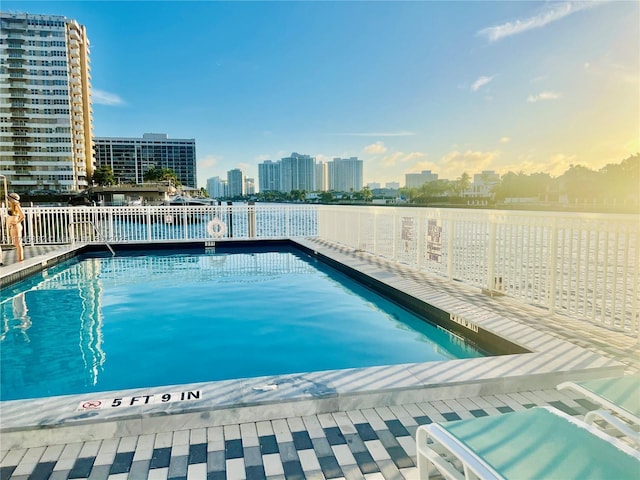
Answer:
[{"xmin": 427, "ymin": 219, "xmax": 442, "ymax": 262}]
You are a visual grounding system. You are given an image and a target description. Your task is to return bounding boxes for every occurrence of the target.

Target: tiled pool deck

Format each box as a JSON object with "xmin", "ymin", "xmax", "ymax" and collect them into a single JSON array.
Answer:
[{"xmin": 1, "ymin": 240, "xmax": 638, "ymax": 480}]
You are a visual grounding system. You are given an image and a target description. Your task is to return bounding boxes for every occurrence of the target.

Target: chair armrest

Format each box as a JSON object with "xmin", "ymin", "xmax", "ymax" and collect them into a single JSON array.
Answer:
[{"xmin": 584, "ymin": 409, "xmax": 640, "ymax": 446}]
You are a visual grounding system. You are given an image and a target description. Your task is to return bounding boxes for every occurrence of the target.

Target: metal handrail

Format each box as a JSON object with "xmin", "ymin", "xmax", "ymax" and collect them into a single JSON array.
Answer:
[{"xmin": 69, "ymin": 220, "xmax": 115, "ymax": 256}]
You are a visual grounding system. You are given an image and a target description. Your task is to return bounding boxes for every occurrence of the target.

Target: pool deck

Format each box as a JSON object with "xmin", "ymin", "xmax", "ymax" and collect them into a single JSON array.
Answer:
[{"xmin": 1, "ymin": 241, "xmax": 638, "ymax": 480}]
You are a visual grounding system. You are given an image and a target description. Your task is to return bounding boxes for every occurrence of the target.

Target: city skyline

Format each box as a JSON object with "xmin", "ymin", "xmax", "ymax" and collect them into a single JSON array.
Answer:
[{"xmin": 4, "ymin": 1, "xmax": 638, "ymax": 189}]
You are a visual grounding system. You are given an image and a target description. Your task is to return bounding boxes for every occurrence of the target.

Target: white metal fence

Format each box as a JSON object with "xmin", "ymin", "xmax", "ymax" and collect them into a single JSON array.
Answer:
[
  {"xmin": 0, "ymin": 204, "xmax": 318, "ymax": 246},
  {"xmin": 2, "ymin": 203, "xmax": 638, "ymax": 335},
  {"xmin": 318, "ymin": 205, "xmax": 640, "ymax": 336}
]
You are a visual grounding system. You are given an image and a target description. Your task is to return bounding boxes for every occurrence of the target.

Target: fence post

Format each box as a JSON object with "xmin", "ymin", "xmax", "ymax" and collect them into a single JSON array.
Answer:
[
  {"xmin": 417, "ymin": 212, "xmax": 424, "ymax": 269},
  {"xmin": 392, "ymin": 210, "xmax": 397, "ymax": 261},
  {"xmin": 633, "ymin": 226, "xmax": 640, "ymax": 341},
  {"xmin": 146, "ymin": 206, "xmax": 152, "ymax": 241},
  {"xmin": 27, "ymin": 205, "xmax": 35, "ymax": 246},
  {"xmin": 248, "ymin": 201, "xmax": 256, "ymax": 238},
  {"xmin": 547, "ymin": 217, "xmax": 559, "ymax": 312},
  {"xmin": 447, "ymin": 214, "xmax": 454, "ymax": 280},
  {"xmin": 373, "ymin": 209, "xmax": 378, "ymax": 256},
  {"xmin": 486, "ymin": 216, "xmax": 497, "ymax": 292},
  {"xmin": 227, "ymin": 201, "xmax": 234, "ymax": 238},
  {"xmin": 68, "ymin": 209, "xmax": 75, "ymax": 245}
]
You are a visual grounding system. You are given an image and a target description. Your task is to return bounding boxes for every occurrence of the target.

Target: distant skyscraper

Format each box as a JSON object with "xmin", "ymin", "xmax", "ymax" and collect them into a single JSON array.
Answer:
[
  {"xmin": 245, "ymin": 177, "xmax": 255, "ymax": 195},
  {"xmin": 385, "ymin": 181, "xmax": 400, "ymax": 189},
  {"xmin": 328, "ymin": 157, "xmax": 363, "ymax": 192},
  {"xmin": 94, "ymin": 133, "xmax": 197, "ymax": 187},
  {"xmin": 206, "ymin": 176, "xmax": 226, "ymax": 198},
  {"xmin": 405, "ymin": 170, "xmax": 438, "ymax": 188},
  {"xmin": 1, "ymin": 12, "xmax": 94, "ymax": 193},
  {"xmin": 315, "ymin": 162, "xmax": 328, "ymax": 191},
  {"xmin": 227, "ymin": 168, "xmax": 245, "ymax": 197},
  {"xmin": 258, "ymin": 160, "xmax": 280, "ymax": 192},
  {"xmin": 279, "ymin": 152, "xmax": 315, "ymax": 193},
  {"xmin": 367, "ymin": 182, "xmax": 381, "ymax": 189}
]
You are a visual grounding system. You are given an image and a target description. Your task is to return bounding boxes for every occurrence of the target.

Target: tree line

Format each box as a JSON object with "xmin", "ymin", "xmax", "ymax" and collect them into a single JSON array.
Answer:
[
  {"xmin": 399, "ymin": 154, "xmax": 638, "ymax": 205},
  {"xmin": 91, "ymin": 166, "xmax": 181, "ymax": 187}
]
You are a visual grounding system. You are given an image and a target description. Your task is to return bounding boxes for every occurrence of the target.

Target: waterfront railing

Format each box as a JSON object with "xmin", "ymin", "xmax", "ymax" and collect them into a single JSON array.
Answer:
[
  {"xmin": 2, "ymin": 203, "xmax": 638, "ymax": 336},
  {"xmin": 318, "ymin": 205, "xmax": 639, "ymax": 337},
  {"xmin": 3, "ymin": 204, "xmax": 318, "ymax": 246}
]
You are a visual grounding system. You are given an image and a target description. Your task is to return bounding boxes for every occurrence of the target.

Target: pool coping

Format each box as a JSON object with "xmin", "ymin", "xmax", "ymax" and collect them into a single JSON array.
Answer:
[{"xmin": 0, "ymin": 239, "xmax": 626, "ymax": 449}]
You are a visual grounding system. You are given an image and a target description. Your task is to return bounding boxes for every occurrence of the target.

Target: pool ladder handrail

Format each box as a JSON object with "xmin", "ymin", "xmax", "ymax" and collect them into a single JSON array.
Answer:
[{"xmin": 68, "ymin": 220, "xmax": 115, "ymax": 256}]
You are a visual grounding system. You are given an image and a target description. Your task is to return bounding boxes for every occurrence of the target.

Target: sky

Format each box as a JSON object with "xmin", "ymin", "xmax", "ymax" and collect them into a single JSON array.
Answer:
[{"xmin": 4, "ymin": 0, "xmax": 639, "ymax": 189}]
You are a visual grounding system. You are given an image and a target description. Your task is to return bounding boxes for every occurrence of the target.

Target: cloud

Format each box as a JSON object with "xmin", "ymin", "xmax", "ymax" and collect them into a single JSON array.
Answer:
[
  {"xmin": 364, "ymin": 141, "xmax": 388, "ymax": 155},
  {"xmin": 439, "ymin": 150, "xmax": 499, "ymax": 178},
  {"xmin": 478, "ymin": 2, "xmax": 600, "ymax": 43},
  {"xmin": 527, "ymin": 91, "xmax": 562, "ymax": 102},
  {"xmin": 199, "ymin": 154, "xmax": 220, "ymax": 169},
  {"xmin": 499, "ymin": 137, "xmax": 511, "ymax": 143},
  {"xmin": 332, "ymin": 131, "xmax": 415, "ymax": 137},
  {"xmin": 471, "ymin": 76, "xmax": 494, "ymax": 92},
  {"xmin": 92, "ymin": 89, "xmax": 125, "ymax": 106},
  {"xmin": 382, "ymin": 151, "xmax": 426, "ymax": 168},
  {"xmin": 405, "ymin": 160, "xmax": 439, "ymax": 174},
  {"xmin": 501, "ymin": 153, "xmax": 577, "ymax": 177}
]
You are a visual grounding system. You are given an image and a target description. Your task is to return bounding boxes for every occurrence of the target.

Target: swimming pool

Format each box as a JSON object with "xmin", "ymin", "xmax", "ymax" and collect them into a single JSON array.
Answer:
[{"xmin": 0, "ymin": 246, "xmax": 486, "ymax": 401}]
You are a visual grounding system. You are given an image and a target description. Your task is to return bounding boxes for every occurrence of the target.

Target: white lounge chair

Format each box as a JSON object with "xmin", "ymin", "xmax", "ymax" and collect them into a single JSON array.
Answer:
[
  {"xmin": 557, "ymin": 374, "xmax": 640, "ymax": 445},
  {"xmin": 416, "ymin": 406, "xmax": 640, "ymax": 480}
]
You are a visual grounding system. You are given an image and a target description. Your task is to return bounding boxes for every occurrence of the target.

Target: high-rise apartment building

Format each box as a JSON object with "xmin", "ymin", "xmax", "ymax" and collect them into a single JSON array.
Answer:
[
  {"xmin": 227, "ymin": 168, "xmax": 245, "ymax": 197},
  {"xmin": 315, "ymin": 162, "xmax": 328, "ymax": 192},
  {"xmin": 206, "ymin": 176, "xmax": 226, "ymax": 198},
  {"xmin": 328, "ymin": 157, "xmax": 363, "ymax": 192},
  {"xmin": 258, "ymin": 153, "xmax": 316, "ymax": 194},
  {"xmin": 1, "ymin": 12, "xmax": 94, "ymax": 194},
  {"xmin": 94, "ymin": 133, "xmax": 196, "ymax": 188},
  {"xmin": 245, "ymin": 177, "xmax": 255, "ymax": 195},
  {"xmin": 258, "ymin": 160, "xmax": 280, "ymax": 192},
  {"xmin": 279, "ymin": 152, "xmax": 315, "ymax": 193}
]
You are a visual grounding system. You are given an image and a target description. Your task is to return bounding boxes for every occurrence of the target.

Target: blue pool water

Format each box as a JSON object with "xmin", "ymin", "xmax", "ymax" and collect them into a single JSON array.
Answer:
[{"xmin": 0, "ymin": 248, "xmax": 485, "ymax": 401}]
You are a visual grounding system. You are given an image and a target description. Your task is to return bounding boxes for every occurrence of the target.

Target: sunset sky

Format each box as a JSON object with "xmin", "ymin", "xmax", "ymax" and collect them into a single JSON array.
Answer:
[{"xmin": 5, "ymin": 1, "xmax": 638, "ymax": 188}]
